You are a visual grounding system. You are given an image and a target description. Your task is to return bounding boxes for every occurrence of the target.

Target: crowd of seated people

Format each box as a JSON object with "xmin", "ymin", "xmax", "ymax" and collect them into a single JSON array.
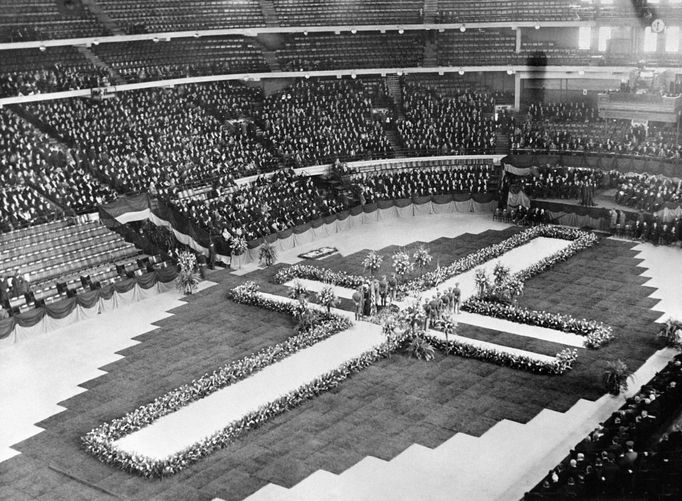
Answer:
[
  {"xmin": 626, "ymin": 215, "xmax": 682, "ymax": 246},
  {"xmin": 526, "ymin": 101, "xmax": 598, "ymax": 123},
  {"xmin": 181, "ymin": 81, "xmax": 265, "ymax": 122},
  {"xmin": 259, "ymin": 79, "xmax": 393, "ymax": 168},
  {"xmin": 614, "ymin": 172, "xmax": 682, "ymax": 213},
  {"xmin": 525, "ymin": 354, "xmax": 682, "ymax": 500},
  {"xmin": 173, "ymin": 168, "xmax": 348, "ymax": 242},
  {"xmin": 397, "ymin": 83, "xmax": 497, "ymax": 156},
  {"xmin": 0, "ymin": 184, "xmax": 57, "ymax": 233},
  {"xmin": 0, "ymin": 109, "xmax": 115, "ymax": 215},
  {"xmin": 0, "ymin": 64, "xmax": 112, "ymax": 98},
  {"xmin": 495, "ymin": 205, "xmax": 551, "ymax": 226},
  {"xmin": 353, "ymin": 164, "xmax": 494, "ymax": 203},
  {"xmin": 28, "ymin": 86, "xmax": 280, "ymax": 198},
  {"xmin": 511, "ymin": 165, "xmax": 607, "ymax": 201},
  {"xmin": 512, "ymin": 109, "xmax": 682, "ymax": 160}
]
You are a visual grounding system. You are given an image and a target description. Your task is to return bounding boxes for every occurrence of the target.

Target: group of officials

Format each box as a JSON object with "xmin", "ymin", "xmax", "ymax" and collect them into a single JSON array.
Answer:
[{"xmin": 351, "ymin": 275, "xmax": 462, "ymax": 325}]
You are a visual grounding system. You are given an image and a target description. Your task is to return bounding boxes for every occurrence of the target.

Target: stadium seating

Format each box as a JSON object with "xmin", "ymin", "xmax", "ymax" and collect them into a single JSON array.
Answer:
[
  {"xmin": 93, "ymin": 37, "xmax": 270, "ymax": 82},
  {"xmin": 0, "ymin": 219, "xmax": 146, "ymax": 310},
  {"xmin": 0, "ymin": 0, "xmax": 106, "ymax": 42},
  {"xmin": 277, "ymin": 33, "xmax": 424, "ymax": 71},
  {"xmin": 272, "ymin": 0, "xmax": 423, "ymax": 26}
]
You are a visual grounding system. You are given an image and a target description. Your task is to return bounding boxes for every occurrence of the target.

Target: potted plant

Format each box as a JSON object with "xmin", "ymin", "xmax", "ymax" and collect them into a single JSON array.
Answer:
[
  {"xmin": 602, "ymin": 359, "xmax": 632, "ymax": 395},
  {"xmin": 362, "ymin": 250, "xmax": 384, "ymax": 277},
  {"xmin": 175, "ymin": 251, "xmax": 199, "ymax": 295},
  {"xmin": 316, "ymin": 285, "xmax": 339, "ymax": 314},
  {"xmin": 657, "ymin": 318, "xmax": 682, "ymax": 349},
  {"xmin": 412, "ymin": 245, "xmax": 432, "ymax": 274},
  {"xmin": 392, "ymin": 250, "xmax": 413, "ymax": 284},
  {"xmin": 258, "ymin": 242, "xmax": 278, "ymax": 267}
]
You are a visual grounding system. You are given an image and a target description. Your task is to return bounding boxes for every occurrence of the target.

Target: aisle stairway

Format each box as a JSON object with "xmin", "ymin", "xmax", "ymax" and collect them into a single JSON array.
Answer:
[
  {"xmin": 385, "ymin": 75, "xmax": 405, "ymax": 120},
  {"xmin": 494, "ymin": 130, "xmax": 510, "ymax": 155},
  {"xmin": 422, "ymin": 0, "xmax": 439, "ymax": 23},
  {"xmin": 75, "ymin": 45, "xmax": 126, "ymax": 85},
  {"xmin": 249, "ymin": 37, "xmax": 281, "ymax": 72},
  {"xmin": 257, "ymin": 0, "xmax": 281, "ymax": 26},
  {"xmin": 422, "ymin": 39, "xmax": 438, "ymax": 67},
  {"xmin": 383, "ymin": 126, "xmax": 406, "ymax": 158},
  {"xmin": 80, "ymin": 0, "xmax": 124, "ymax": 35}
]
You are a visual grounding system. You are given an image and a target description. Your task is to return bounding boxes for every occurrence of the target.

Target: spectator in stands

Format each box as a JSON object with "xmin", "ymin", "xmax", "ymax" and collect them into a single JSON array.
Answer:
[
  {"xmin": 397, "ymin": 83, "xmax": 497, "ymax": 156},
  {"xmin": 353, "ymin": 164, "xmax": 493, "ymax": 203}
]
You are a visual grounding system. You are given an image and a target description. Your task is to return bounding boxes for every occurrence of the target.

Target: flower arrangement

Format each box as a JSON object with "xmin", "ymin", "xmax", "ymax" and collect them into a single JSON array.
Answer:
[
  {"xmin": 412, "ymin": 245, "xmax": 433, "ymax": 272},
  {"xmin": 406, "ymin": 334, "xmax": 436, "ymax": 361},
  {"xmin": 472, "ymin": 263, "xmax": 524, "ymax": 304},
  {"xmin": 231, "ymin": 236, "xmax": 248, "ymax": 256},
  {"xmin": 426, "ymin": 330, "xmax": 578, "ymax": 375},
  {"xmin": 316, "ymin": 285, "xmax": 339, "ymax": 314},
  {"xmin": 392, "ymin": 250, "xmax": 413, "ymax": 283},
  {"xmin": 361, "ymin": 250, "xmax": 384, "ymax": 276},
  {"xmin": 274, "ymin": 264, "xmax": 365, "ymax": 289},
  {"xmin": 83, "ymin": 285, "xmax": 353, "ymax": 477},
  {"xmin": 288, "ymin": 280, "xmax": 309, "ymax": 303},
  {"xmin": 258, "ymin": 242, "xmax": 278, "ymax": 267},
  {"xmin": 657, "ymin": 318, "xmax": 682, "ymax": 350},
  {"xmin": 462, "ymin": 299, "xmax": 614, "ymax": 349},
  {"xmin": 398, "ymin": 225, "xmax": 598, "ymax": 298},
  {"xmin": 602, "ymin": 359, "xmax": 632, "ymax": 395},
  {"xmin": 175, "ymin": 250, "xmax": 199, "ymax": 295}
]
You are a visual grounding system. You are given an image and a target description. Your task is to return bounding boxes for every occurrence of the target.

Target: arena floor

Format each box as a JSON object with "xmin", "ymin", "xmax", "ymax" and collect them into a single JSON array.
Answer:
[{"xmin": 1, "ymin": 211, "xmax": 681, "ymax": 501}]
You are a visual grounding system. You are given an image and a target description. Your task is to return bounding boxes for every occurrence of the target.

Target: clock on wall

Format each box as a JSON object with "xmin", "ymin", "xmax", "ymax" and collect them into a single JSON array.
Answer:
[{"xmin": 651, "ymin": 18, "xmax": 666, "ymax": 34}]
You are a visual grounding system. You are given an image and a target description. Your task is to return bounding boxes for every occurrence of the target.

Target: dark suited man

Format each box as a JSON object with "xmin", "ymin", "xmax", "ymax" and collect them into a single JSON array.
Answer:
[{"xmin": 0, "ymin": 276, "xmax": 9, "ymax": 306}]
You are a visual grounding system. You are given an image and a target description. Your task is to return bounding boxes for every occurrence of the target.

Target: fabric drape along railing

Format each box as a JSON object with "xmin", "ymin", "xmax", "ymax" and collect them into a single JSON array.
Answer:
[
  {"xmin": 510, "ymin": 153, "xmax": 681, "ymax": 177},
  {"xmin": 335, "ymin": 210, "xmax": 351, "ymax": 220},
  {"xmin": 349, "ymin": 205, "xmax": 363, "ymax": 216},
  {"xmin": 77, "ymin": 289, "xmax": 101, "ymax": 309},
  {"xmin": 452, "ymin": 193, "xmax": 473, "ymax": 202},
  {"xmin": 113, "ymin": 278, "xmax": 137, "ymax": 294},
  {"xmin": 412, "ymin": 195, "xmax": 431, "ymax": 205},
  {"xmin": 472, "ymin": 193, "xmax": 496, "ymax": 204},
  {"xmin": 432, "ymin": 194, "xmax": 454, "ymax": 205},
  {"xmin": 136, "ymin": 271, "xmax": 159, "ymax": 290},
  {"xmin": 362, "ymin": 202, "xmax": 378, "ymax": 213},
  {"xmin": 247, "ymin": 237, "xmax": 263, "ymax": 249},
  {"xmin": 393, "ymin": 198, "xmax": 412, "ymax": 208},
  {"xmin": 377, "ymin": 199, "xmax": 395, "ymax": 209},
  {"xmin": 277, "ymin": 228, "xmax": 294, "ymax": 239},
  {"xmin": 310, "ymin": 217, "xmax": 325, "ymax": 228},
  {"xmin": 264, "ymin": 233, "xmax": 278, "ymax": 244},
  {"xmin": 324, "ymin": 213, "xmax": 339, "ymax": 225},
  {"xmin": 292, "ymin": 222, "xmax": 312, "ymax": 234}
]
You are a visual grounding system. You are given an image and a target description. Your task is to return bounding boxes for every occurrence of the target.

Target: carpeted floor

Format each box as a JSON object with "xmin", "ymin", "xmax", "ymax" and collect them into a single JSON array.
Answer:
[{"xmin": 0, "ymin": 229, "xmax": 664, "ymax": 501}]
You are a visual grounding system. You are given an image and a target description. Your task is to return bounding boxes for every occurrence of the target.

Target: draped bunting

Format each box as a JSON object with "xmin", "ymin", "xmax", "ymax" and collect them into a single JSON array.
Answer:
[
  {"xmin": 240, "ymin": 196, "xmax": 496, "ymax": 264},
  {"xmin": 510, "ymin": 153, "xmax": 681, "ymax": 177},
  {"xmin": 0, "ymin": 268, "xmax": 178, "ymax": 341},
  {"xmin": 531, "ymin": 200, "xmax": 614, "ymax": 231}
]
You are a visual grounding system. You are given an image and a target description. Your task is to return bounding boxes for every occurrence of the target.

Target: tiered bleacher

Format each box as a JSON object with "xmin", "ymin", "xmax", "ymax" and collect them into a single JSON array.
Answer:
[
  {"xmin": 397, "ymin": 82, "xmax": 498, "ymax": 156},
  {"xmin": 437, "ymin": 0, "xmax": 595, "ymax": 23},
  {"xmin": 26, "ymin": 84, "xmax": 280, "ymax": 198},
  {"xmin": 0, "ymin": 108, "xmax": 117, "ymax": 215},
  {"xmin": 0, "ymin": 0, "xmax": 107, "ymax": 42},
  {"xmin": 93, "ymin": 37, "xmax": 269, "ymax": 83},
  {"xmin": 258, "ymin": 78, "xmax": 394, "ymax": 167},
  {"xmin": 512, "ymin": 102, "xmax": 682, "ymax": 160},
  {"xmin": 0, "ymin": 219, "xmax": 149, "ymax": 315},
  {"xmin": 95, "ymin": 0, "xmax": 265, "ymax": 34},
  {"xmin": 272, "ymin": 0, "xmax": 423, "ymax": 26},
  {"xmin": 277, "ymin": 33, "xmax": 424, "ymax": 71},
  {"xmin": 437, "ymin": 30, "xmax": 516, "ymax": 66},
  {"xmin": 0, "ymin": 46, "xmax": 111, "ymax": 98}
]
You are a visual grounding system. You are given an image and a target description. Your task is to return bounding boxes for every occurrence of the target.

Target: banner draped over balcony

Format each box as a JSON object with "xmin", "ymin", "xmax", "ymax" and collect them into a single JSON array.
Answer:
[{"xmin": 0, "ymin": 268, "xmax": 178, "ymax": 341}]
